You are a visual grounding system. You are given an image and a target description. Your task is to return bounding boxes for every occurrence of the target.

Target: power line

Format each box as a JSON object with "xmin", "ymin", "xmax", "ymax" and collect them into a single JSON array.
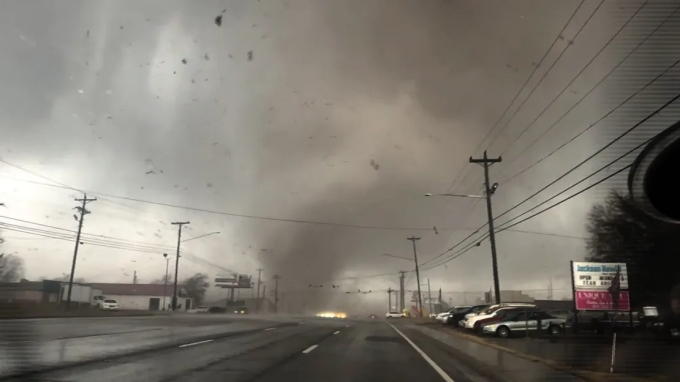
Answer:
[
  {"xmin": 420, "ymin": 90, "xmax": 680, "ymax": 269},
  {"xmin": 496, "ymin": 0, "xmax": 649, "ymax": 158},
  {"xmin": 0, "ymin": 221, "xmax": 234, "ymax": 273},
  {"xmin": 494, "ymin": 137, "xmax": 651, "ymax": 233},
  {"xmin": 494, "ymin": 90, "xmax": 680, "ymax": 224},
  {"xmin": 502, "ymin": 228, "xmax": 586, "ymax": 240},
  {"xmin": 440, "ymin": 0, "xmax": 587, "ymax": 197},
  {"xmin": 422, "ymin": 164, "xmax": 631, "ymax": 271},
  {"xmin": 0, "ymin": 168, "xmax": 461, "ymax": 232},
  {"xmin": 487, "ymin": 0, "xmax": 607, "ymax": 155},
  {"xmin": 502, "ymin": 56, "xmax": 680, "ymax": 185},
  {"xmin": 500, "ymin": 3, "xmax": 680, "ymax": 177}
]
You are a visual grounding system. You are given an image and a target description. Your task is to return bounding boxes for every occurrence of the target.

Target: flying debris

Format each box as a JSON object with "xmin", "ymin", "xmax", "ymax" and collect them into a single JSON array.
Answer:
[
  {"xmin": 433, "ymin": 226, "xmax": 439, "ymax": 235},
  {"xmin": 181, "ymin": 58, "xmax": 187, "ymax": 64},
  {"xmin": 145, "ymin": 170, "xmax": 155, "ymax": 175},
  {"xmin": 215, "ymin": 15, "xmax": 222, "ymax": 27},
  {"xmin": 73, "ymin": 214, "xmax": 79, "ymax": 221},
  {"xmin": 247, "ymin": 50, "xmax": 253, "ymax": 61}
]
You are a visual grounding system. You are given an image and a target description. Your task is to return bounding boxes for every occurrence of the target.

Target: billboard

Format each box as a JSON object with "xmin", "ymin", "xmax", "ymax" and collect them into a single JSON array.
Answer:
[
  {"xmin": 572, "ymin": 262, "xmax": 628, "ymax": 290},
  {"xmin": 575, "ymin": 291, "xmax": 630, "ymax": 311},
  {"xmin": 215, "ymin": 274, "xmax": 253, "ymax": 289}
]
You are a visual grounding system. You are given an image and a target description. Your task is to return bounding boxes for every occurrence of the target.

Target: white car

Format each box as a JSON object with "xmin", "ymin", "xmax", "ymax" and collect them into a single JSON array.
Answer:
[
  {"xmin": 386, "ymin": 311, "xmax": 404, "ymax": 318},
  {"xmin": 100, "ymin": 299, "xmax": 119, "ymax": 311},
  {"xmin": 464, "ymin": 303, "xmax": 535, "ymax": 329}
]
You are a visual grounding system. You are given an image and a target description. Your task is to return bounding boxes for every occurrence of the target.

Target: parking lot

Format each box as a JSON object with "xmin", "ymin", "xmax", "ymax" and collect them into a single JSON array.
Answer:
[{"xmin": 427, "ymin": 303, "xmax": 680, "ymax": 379}]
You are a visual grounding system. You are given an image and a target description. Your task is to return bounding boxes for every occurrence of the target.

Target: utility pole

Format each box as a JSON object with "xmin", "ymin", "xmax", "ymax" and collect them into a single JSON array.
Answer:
[
  {"xmin": 66, "ymin": 194, "xmax": 96, "ymax": 310},
  {"xmin": 162, "ymin": 253, "xmax": 169, "ymax": 310},
  {"xmin": 399, "ymin": 271, "xmax": 405, "ymax": 312},
  {"xmin": 262, "ymin": 285, "xmax": 267, "ymax": 313},
  {"xmin": 171, "ymin": 221, "xmax": 190, "ymax": 311},
  {"xmin": 407, "ymin": 236, "xmax": 423, "ymax": 317},
  {"xmin": 133, "ymin": 270, "xmax": 137, "ymax": 284},
  {"xmin": 387, "ymin": 288, "xmax": 392, "ymax": 311},
  {"xmin": 470, "ymin": 150, "xmax": 502, "ymax": 304},
  {"xmin": 548, "ymin": 276, "xmax": 554, "ymax": 300},
  {"xmin": 255, "ymin": 268, "xmax": 263, "ymax": 313},
  {"xmin": 273, "ymin": 274, "xmax": 280, "ymax": 313},
  {"xmin": 427, "ymin": 279, "xmax": 433, "ymax": 315}
]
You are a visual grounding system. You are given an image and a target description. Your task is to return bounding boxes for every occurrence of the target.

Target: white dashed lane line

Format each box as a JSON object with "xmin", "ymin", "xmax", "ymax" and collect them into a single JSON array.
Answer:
[
  {"xmin": 265, "ymin": 327, "xmax": 276, "ymax": 331},
  {"xmin": 178, "ymin": 339, "xmax": 213, "ymax": 348},
  {"xmin": 333, "ymin": 331, "xmax": 340, "ymax": 335},
  {"xmin": 302, "ymin": 344, "xmax": 318, "ymax": 354}
]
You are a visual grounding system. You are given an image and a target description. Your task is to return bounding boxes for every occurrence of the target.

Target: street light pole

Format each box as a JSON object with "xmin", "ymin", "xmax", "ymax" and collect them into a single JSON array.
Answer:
[
  {"xmin": 171, "ymin": 221, "xmax": 190, "ymax": 311},
  {"xmin": 407, "ymin": 236, "xmax": 423, "ymax": 317},
  {"xmin": 470, "ymin": 150, "xmax": 502, "ymax": 304}
]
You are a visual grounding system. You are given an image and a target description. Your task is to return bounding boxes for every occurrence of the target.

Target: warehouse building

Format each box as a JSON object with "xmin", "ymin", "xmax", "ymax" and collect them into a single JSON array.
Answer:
[{"xmin": 90, "ymin": 283, "xmax": 192, "ymax": 311}]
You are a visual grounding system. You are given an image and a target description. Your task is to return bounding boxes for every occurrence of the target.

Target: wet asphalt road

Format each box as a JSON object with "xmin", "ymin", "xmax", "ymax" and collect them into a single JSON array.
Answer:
[{"xmin": 0, "ymin": 315, "xmax": 493, "ymax": 382}]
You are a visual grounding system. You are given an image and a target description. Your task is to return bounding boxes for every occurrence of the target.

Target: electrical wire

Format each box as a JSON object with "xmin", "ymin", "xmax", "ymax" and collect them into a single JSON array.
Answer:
[
  {"xmin": 420, "ymin": 89, "xmax": 680, "ymax": 269},
  {"xmin": 0, "ymin": 220, "xmax": 235, "ymax": 273},
  {"xmin": 496, "ymin": 0, "xmax": 649, "ymax": 158},
  {"xmin": 499, "ymin": 4, "xmax": 680, "ymax": 177},
  {"xmin": 502, "ymin": 56, "xmax": 680, "ymax": 185},
  {"xmin": 439, "ymin": 0, "xmax": 587, "ymax": 197},
  {"xmin": 493, "ymin": 137, "xmax": 650, "ymax": 233},
  {"xmin": 0, "ymin": 170, "xmax": 459, "ymax": 232},
  {"xmin": 421, "ymin": 163, "xmax": 631, "ymax": 271},
  {"xmin": 494, "ymin": 90, "xmax": 680, "ymax": 224}
]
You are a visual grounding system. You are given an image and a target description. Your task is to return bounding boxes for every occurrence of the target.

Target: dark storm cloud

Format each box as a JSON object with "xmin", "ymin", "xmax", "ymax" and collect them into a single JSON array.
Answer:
[{"xmin": 1, "ymin": 0, "xmax": 611, "ymax": 313}]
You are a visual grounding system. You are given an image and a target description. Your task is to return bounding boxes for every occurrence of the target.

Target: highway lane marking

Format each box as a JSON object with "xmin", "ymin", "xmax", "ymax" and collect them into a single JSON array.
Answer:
[
  {"xmin": 388, "ymin": 324, "xmax": 455, "ymax": 382},
  {"xmin": 302, "ymin": 344, "xmax": 318, "ymax": 353},
  {"xmin": 333, "ymin": 331, "xmax": 340, "ymax": 335},
  {"xmin": 178, "ymin": 339, "xmax": 214, "ymax": 348},
  {"xmin": 265, "ymin": 327, "xmax": 276, "ymax": 331}
]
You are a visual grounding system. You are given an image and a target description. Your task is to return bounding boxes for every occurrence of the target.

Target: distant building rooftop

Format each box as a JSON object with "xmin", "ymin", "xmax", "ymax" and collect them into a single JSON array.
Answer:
[{"xmin": 90, "ymin": 283, "xmax": 186, "ymax": 297}]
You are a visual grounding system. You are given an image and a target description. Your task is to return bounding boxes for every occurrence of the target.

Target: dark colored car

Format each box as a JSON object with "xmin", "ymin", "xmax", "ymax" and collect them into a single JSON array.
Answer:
[
  {"xmin": 208, "ymin": 306, "xmax": 227, "ymax": 314},
  {"xmin": 447, "ymin": 304, "xmax": 487, "ymax": 326},
  {"xmin": 234, "ymin": 307, "xmax": 249, "ymax": 314}
]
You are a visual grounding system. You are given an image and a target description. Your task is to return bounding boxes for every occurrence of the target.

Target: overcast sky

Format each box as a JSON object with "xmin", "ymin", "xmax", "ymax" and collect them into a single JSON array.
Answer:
[{"xmin": 1, "ymin": 0, "xmax": 679, "ymax": 311}]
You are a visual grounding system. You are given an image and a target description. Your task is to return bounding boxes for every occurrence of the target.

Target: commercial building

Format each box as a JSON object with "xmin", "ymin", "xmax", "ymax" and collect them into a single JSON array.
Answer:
[
  {"xmin": 90, "ymin": 283, "xmax": 191, "ymax": 311},
  {"xmin": 0, "ymin": 280, "xmax": 97, "ymax": 307}
]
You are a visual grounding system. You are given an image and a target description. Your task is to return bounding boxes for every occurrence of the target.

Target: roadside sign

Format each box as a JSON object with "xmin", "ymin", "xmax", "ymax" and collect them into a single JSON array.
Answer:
[
  {"xmin": 572, "ymin": 262, "xmax": 628, "ymax": 290},
  {"xmin": 215, "ymin": 274, "xmax": 253, "ymax": 289},
  {"xmin": 575, "ymin": 290, "xmax": 630, "ymax": 311}
]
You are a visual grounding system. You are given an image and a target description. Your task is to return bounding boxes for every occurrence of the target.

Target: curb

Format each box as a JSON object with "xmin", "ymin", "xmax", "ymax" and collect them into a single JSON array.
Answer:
[{"xmin": 425, "ymin": 324, "xmax": 668, "ymax": 382}]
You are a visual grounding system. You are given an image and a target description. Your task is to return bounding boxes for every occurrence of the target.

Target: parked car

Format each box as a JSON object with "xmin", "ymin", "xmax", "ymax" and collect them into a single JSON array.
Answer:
[
  {"xmin": 547, "ymin": 309, "xmax": 571, "ymax": 320},
  {"xmin": 195, "ymin": 306, "xmax": 209, "ymax": 313},
  {"xmin": 234, "ymin": 307, "xmax": 249, "ymax": 314},
  {"xmin": 472, "ymin": 307, "xmax": 539, "ymax": 332},
  {"xmin": 386, "ymin": 311, "xmax": 405, "ymax": 318},
  {"xmin": 436, "ymin": 306, "xmax": 470, "ymax": 324},
  {"xmin": 447, "ymin": 305, "xmax": 487, "ymax": 326},
  {"xmin": 434, "ymin": 307, "xmax": 461, "ymax": 322},
  {"xmin": 100, "ymin": 299, "xmax": 119, "ymax": 311},
  {"xmin": 464, "ymin": 303, "xmax": 536, "ymax": 329},
  {"xmin": 482, "ymin": 310, "xmax": 565, "ymax": 338}
]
